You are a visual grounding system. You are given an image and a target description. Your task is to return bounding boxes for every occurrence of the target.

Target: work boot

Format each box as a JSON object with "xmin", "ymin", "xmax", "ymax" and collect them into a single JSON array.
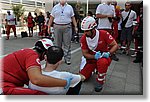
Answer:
[
  {"xmin": 94, "ymin": 81, "xmax": 103, "ymax": 92},
  {"xmin": 111, "ymin": 54, "xmax": 119, "ymax": 61}
]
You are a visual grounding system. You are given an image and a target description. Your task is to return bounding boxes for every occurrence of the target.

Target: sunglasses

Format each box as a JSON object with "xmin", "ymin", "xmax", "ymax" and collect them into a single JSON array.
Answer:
[{"xmin": 125, "ymin": 5, "xmax": 131, "ymax": 6}]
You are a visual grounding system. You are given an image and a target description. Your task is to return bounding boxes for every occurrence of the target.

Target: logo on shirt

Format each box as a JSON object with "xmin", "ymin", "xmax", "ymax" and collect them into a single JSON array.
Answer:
[
  {"xmin": 109, "ymin": 35, "xmax": 113, "ymax": 40},
  {"xmin": 36, "ymin": 58, "xmax": 40, "ymax": 65},
  {"xmin": 98, "ymin": 41, "xmax": 103, "ymax": 44}
]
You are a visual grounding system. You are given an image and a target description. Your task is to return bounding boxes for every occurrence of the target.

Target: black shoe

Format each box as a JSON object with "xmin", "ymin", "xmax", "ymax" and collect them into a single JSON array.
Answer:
[
  {"xmin": 133, "ymin": 59, "xmax": 141, "ymax": 63},
  {"xmin": 111, "ymin": 54, "xmax": 119, "ymax": 61},
  {"xmin": 94, "ymin": 81, "xmax": 103, "ymax": 92}
]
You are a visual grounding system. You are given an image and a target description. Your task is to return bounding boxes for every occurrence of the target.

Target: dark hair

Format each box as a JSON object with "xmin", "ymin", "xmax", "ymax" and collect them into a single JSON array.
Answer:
[
  {"xmin": 88, "ymin": 11, "xmax": 93, "ymax": 16},
  {"xmin": 34, "ymin": 41, "xmax": 47, "ymax": 54},
  {"xmin": 46, "ymin": 46, "xmax": 64, "ymax": 64},
  {"xmin": 125, "ymin": 2, "xmax": 131, "ymax": 6}
]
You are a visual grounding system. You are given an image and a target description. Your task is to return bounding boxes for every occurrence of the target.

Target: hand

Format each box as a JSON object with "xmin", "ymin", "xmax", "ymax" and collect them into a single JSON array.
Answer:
[
  {"xmin": 47, "ymin": 27, "xmax": 51, "ymax": 34},
  {"xmin": 102, "ymin": 52, "xmax": 110, "ymax": 58},
  {"xmin": 64, "ymin": 77, "xmax": 73, "ymax": 89},
  {"xmin": 94, "ymin": 51, "xmax": 101, "ymax": 60},
  {"xmin": 75, "ymin": 27, "xmax": 78, "ymax": 34}
]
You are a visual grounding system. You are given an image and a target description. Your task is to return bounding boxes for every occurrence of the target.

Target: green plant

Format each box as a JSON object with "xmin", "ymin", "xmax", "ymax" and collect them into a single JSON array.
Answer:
[{"xmin": 11, "ymin": 4, "xmax": 25, "ymax": 21}]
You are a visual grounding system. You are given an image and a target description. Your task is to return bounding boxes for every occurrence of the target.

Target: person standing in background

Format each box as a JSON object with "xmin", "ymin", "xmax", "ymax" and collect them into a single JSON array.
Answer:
[
  {"xmin": 5, "ymin": 11, "xmax": 17, "ymax": 40},
  {"xmin": 48, "ymin": 0, "xmax": 78, "ymax": 65},
  {"xmin": 27, "ymin": 12, "xmax": 34, "ymax": 37},
  {"xmin": 96, "ymin": 0, "xmax": 119, "ymax": 61},
  {"xmin": 120, "ymin": 2, "xmax": 137, "ymax": 55},
  {"xmin": 37, "ymin": 12, "xmax": 45, "ymax": 33}
]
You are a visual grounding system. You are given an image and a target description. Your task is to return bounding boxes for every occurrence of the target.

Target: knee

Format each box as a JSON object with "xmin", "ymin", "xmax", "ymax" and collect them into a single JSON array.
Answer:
[{"xmin": 97, "ymin": 58, "xmax": 109, "ymax": 66}]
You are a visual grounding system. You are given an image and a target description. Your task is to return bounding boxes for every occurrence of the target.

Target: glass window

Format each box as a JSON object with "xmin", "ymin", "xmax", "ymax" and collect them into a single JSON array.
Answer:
[
  {"xmin": 37, "ymin": 2, "xmax": 42, "ymax": 7},
  {"xmin": 11, "ymin": 0, "xmax": 21, "ymax": 3},
  {"xmin": 1, "ymin": 0, "xmax": 10, "ymax": 3},
  {"xmin": 22, "ymin": 0, "xmax": 35, "ymax": 6}
]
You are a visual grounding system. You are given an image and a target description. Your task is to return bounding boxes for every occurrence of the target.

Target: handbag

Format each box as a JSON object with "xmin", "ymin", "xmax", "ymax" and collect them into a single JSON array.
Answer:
[
  {"xmin": 21, "ymin": 31, "xmax": 28, "ymax": 38},
  {"xmin": 121, "ymin": 10, "xmax": 131, "ymax": 29}
]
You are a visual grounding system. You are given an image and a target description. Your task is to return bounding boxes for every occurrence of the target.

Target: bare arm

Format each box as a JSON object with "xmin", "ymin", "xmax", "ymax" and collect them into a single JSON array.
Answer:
[
  {"xmin": 96, "ymin": 14, "xmax": 113, "ymax": 19},
  {"xmin": 27, "ymin": 67, "xmax": 66, "ymax": 87},
  {"xmin": 72, "ymin": 16, "xmax": 78, "ymax": 33},
  {"xmin": 108, "ymin": 40, "xmax": 118, "ymax": 54},
  {"xmin": 82, "ymin": 49, "xmax": 95, "ymax": 60},
  {"xmin": 47, "ymin": 16, "xmax": 54, "ymax": 34},
  {"xmin": 71, "ymin": 16, "xmax": 77, "ymax": 27}
]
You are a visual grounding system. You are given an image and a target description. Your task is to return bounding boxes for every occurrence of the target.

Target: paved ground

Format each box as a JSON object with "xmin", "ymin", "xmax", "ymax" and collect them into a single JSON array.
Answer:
[{"xmin": 0, "ymin": 31, "xmax": 143, "ymax": 95}]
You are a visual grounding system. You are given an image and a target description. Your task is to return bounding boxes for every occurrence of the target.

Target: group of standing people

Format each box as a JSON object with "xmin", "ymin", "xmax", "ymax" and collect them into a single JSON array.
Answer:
[
  {"xmin": 4, "ymin": 10, "xmax": 47, "ymax": 39},
  {"xmin": 1, "ymin": 0, "xmax": 143, "ymax": 95},
  {"xmin": 27, "ymin": 12, "xmax": 46, "ymax": 37}
]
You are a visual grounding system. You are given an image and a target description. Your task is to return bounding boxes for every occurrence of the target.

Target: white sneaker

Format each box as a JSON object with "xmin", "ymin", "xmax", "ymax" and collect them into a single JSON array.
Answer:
[{"xmin": 131, "ymin": 52, "xmax": 137, "ymax": 57}]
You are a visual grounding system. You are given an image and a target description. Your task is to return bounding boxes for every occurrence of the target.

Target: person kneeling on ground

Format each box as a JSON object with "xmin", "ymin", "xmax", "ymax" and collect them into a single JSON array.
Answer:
[
  {"xmin": 29, "ymin": 46, "xmax": 84, "ymax": 95},
  {"xmin": 1, "ymin": 38, "xmax": 72, "ymax": 95},
  {"xmin": 79, "ymin": 16, "xmax": 118, "ymax": 92}
]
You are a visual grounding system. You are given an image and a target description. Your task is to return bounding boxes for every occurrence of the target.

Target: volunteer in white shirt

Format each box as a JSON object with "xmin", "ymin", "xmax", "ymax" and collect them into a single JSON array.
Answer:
[
  {"xmin": 5, "ymin": 11, "xmax": 17, "ymax": 40},
  {"xmin": 96, "ymin": 0, "xmax": 115, "ymax": 33},
  {"xmin": 120, "ymin": 2, "xmax": 137, "ymax": 55},
  {"xmin": 48, "ymin": 0, "xmax": 78, "ymax": 65},
  {"xmin": 96, "ymin": 1, "xmax": 119, "ymax": 61}
]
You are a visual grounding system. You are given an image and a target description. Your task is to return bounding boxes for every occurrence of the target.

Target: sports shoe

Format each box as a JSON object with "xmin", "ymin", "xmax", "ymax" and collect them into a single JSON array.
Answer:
[
  {"xmin": 65, "ymin": 60, "xmax": 71, "ymax": 65},
  {"xmin": 94, "ymin": 81, "xmax": 103, "ymax": 92},
  {"xmin": 131, "ymin": 53, "xmax": 137, "ymax": 57}
]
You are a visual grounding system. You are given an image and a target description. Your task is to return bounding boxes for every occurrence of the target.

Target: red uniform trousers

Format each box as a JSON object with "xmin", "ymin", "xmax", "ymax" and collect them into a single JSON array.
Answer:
[
  {"xmin": 80, "ymin": 57, "xmax": 111, "ymax": 84},
  {"xmin": 6, "ymin": 25, "xmax": 16, "ymax": 38},
  {"xmin": 112, "ymin": 21, "xmax": 119, "ymax": 40},
  {"xmin": 2, "ymin": 82, "xmax": 48, "ymax": 95}
]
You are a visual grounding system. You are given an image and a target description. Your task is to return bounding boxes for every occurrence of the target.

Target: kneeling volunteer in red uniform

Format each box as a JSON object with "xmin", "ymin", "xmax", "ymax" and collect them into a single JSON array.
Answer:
[
  {"xmin": 80, "ymin": 16, "xmax": 118, "ymax": 92},
  {"xmin": 1, "ymin": 38, "xmax": 72, "ymax": 95}
]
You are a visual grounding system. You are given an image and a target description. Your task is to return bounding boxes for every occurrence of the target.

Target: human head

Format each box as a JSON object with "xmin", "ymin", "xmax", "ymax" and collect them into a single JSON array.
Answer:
[
  {"xmin": 101, "ymin": 0, "xmax": 112, "ymax": 5},
  {"xmin": 28, "ymin": 12, "xmax": 31, "ymax": 16},
  {"xmin": 46, "ymin": 46, "xmax": 64, "ymax": 64},
  {"xmin": 88, "ymin": 11, "xmax": 93, "ymax": 16},
  {"xmin": 59, "ymin": 0, "xmax": 67, "ymax": 5},
  {"xmin": 81, "ymin": 16, "xmax": 97, "ymax": 37},
  {"xmin": 111, "ymin": 1, "xmax": 117, "ymax": 7},
  {"xmin": 34, "ymin": 12, "xmax": 37, "ymax": 16},
  {"xmin": 40, "ymin": 12, "xmax": 42, "ymax": 15},
  {"xmin": 34, "ymin": 38, "xmax": 54, "ymax": 61},
  {"xmin": 125, "ymin": 2, "xmax": 132, "ymax": 11},
  {"xmin": 7, "ymin": 11, "xmax": 11, "ymax": 15}
]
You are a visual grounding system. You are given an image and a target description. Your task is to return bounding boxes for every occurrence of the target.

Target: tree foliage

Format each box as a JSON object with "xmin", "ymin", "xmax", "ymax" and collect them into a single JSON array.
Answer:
[{"xmin": 11, "ymin": 4, "xmax": 25, "ymax": 21}]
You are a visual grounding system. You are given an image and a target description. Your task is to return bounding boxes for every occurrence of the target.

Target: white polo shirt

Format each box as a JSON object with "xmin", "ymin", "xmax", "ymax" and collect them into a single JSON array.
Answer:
[
  {"xmin": 96, "ymin": 3, "xmax": 115, "ymax": 29},
  {"xmin": 29, "ymin": 70, "xmax": 81, "ymax": 95},
  {"xmin": 51, "ymin": 3, "xmax": 74, "ymax": 24},
  {"xmin": 6, "ymin": 14, "xmax": 16, "ymax": 25},
  {"xmin": 121, "ymin": 10, "xmax": 137, "ymax": 28}
]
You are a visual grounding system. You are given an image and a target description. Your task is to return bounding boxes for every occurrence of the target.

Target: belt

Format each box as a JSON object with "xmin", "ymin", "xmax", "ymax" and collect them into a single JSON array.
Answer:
[{"xmin": 54, "ymin": 23, "xmax": 71, "ymax": 26}]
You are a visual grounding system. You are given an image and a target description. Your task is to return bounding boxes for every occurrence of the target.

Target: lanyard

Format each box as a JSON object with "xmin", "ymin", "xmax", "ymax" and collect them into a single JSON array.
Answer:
[{"xmin": 61, "ymin": 5, "xmax": 66, "ymax": 14}]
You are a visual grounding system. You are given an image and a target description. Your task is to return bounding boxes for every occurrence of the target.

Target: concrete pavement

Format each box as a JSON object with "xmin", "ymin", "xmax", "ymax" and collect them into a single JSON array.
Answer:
[{"xmin": 1, "ymin": 31, "xmax": 143, "ymax": 95}]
